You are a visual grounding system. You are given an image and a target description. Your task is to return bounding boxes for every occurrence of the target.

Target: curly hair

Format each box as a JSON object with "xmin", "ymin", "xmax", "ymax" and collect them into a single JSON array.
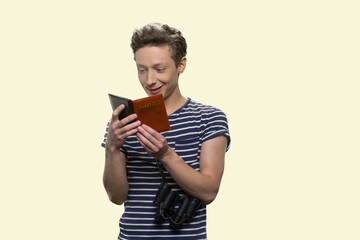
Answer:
[{"xmin": 130, "ymin": 23, "xmax": 187, "ymax": 67}]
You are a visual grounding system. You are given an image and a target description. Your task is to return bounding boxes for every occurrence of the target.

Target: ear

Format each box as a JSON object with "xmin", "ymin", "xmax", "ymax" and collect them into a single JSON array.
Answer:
[{"xmin": 177, "ymin": 57, "xmax": 187, "ymax": 74}]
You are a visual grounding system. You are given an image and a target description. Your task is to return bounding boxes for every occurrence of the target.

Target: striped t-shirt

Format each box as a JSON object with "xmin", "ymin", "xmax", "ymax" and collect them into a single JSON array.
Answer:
[{"xmin": 101, "ymin": 98, "xmax": 231, "ymax": 239}]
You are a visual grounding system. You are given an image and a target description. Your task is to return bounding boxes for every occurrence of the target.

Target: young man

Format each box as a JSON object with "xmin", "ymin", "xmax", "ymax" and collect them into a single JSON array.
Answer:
[{"xmin": 102, "ymin": 23, "xmax": 230, "ymax": 239}]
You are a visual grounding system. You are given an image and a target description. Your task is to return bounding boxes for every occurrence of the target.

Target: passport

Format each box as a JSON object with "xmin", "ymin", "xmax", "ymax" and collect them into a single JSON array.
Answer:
[{"xmin": 108, "ymin": 93, "xmax": 171, "ymax": 132}]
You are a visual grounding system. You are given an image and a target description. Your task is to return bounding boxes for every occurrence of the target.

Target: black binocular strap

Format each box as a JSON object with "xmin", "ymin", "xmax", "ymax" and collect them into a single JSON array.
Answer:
[{"xmin": 155, "ymin": 158, "xmax": 167, "ymax": 183}]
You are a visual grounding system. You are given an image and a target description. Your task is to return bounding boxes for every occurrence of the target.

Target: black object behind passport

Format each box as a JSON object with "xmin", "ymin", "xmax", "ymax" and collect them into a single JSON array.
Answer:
[{"xmin": 108, "ymin": 94, "xmax": 133, "ymax": 121}]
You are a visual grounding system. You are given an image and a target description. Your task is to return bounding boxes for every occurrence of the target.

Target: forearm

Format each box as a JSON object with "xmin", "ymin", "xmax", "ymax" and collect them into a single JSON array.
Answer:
[
  {"xmin": 161, "ymin": 149, "xmax": 223, "ymax": 205},
  {"xmin": 135, "ymin": 125, "xmax": 227, "ymax": 205},
  {"xmin": 103, "ymin": 146, "xmax": 129, "ymax": 205}
]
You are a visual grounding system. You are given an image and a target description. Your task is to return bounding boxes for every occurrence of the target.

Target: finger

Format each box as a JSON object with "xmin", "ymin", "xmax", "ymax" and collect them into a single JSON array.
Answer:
[
  {"xmin": 110, "ymin": 117, "xmax": 139, "ymax": 141},
  {"xmin": 136, "ymin": 131, "xmax": 156, "ymax": 151},
  {"xmin": 120, "ymin": 113, "xmax": 138, "ymax": 126},
  {"xmin": 140, "ymin": 124, "xmax": 162, "ymax": 141},
  {"xmin": 122, "ymin": 127, "xmax": 140, "ymax": 139},
  {"xmin": 112, "ymin": 104, "xmax": 125, "ymax": 122},
  {"xmin": 119, "ymin": 120, "xmax": 141, "ymax": 135},
  {"xmin": 136, "ymin": 134, "xmax": 148, "ymax": 150},
  {"xmin": 112, "ymin": 121, "xmax": 140, "ymax": 142},
  {"xmin": 137, "ymin": 125, "xmax": 155, "ymax": 142},
  {"xmin": 137, "ymin": 124, "xmax": 167, "ymax": 152}
]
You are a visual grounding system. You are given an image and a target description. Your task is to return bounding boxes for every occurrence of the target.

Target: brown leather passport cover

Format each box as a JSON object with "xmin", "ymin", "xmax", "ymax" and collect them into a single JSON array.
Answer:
[{"xmin": 108, "ymin": 93, "xmax": 171, "ymax": 132}]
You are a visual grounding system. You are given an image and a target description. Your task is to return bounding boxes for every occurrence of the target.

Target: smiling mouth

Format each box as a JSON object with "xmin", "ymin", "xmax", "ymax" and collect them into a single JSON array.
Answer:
[{"xmin": 149, "ymin": 86, "xmax": 163, "ymax": 94}]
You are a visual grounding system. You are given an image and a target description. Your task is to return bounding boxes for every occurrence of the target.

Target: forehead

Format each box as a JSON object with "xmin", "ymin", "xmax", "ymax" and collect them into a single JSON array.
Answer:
[{"xmin": 135, "ymin": 45, "xmax": 174, "ymax": 66}]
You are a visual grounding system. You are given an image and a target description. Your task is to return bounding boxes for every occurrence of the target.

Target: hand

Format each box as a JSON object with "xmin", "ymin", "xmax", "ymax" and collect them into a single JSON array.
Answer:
[
  {"xmin": 106, "ymin": 104, "xmax": 141, "ymax": 152},
  {"xmin": 136, "ymin": 124, "xmax": 172, "ymax": 160}
]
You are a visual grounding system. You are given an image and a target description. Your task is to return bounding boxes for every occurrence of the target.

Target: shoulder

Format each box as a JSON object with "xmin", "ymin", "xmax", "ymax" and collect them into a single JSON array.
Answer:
[
  {"xmin": 182, "ymin": 98, "xmax": 227, "ymax": 117},
  {"xmin": 186, "ymin": 99, "xmax": 229, "ymax": 124},
  {"xmin": 187, "ymin": 99, "xmax": 231, "ymax": 150},
  {"xmin": 170, "ymin": 98, "xmax": 227, "ymax": 123},
  {"xmin": 168, "ymin": 98, "xmax": 231, "ymax": 151}
]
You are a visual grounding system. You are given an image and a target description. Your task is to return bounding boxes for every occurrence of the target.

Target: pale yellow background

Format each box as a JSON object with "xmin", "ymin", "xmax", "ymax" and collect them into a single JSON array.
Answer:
[{"xmin": 1, "ymin": 0, "xmax": 359, "ymax": 239}]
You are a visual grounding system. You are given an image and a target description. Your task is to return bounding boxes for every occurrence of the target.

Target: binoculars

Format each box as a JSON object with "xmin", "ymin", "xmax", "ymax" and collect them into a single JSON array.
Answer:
[{"xmin": 153, "ymin": 181, "xmax": 202, "ymax": 229}]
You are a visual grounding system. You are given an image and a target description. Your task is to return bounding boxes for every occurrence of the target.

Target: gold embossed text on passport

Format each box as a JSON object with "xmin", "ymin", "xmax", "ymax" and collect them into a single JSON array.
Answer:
[{"xmin": 138, "ymin": 100, "xmax": 161, "ymax": 110}]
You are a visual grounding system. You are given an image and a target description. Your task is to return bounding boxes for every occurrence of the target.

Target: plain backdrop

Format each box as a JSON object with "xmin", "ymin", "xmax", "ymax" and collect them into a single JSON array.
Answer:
[{"xmin": 1, "ymin": 0, "xmax": 359, "ymax": 239}]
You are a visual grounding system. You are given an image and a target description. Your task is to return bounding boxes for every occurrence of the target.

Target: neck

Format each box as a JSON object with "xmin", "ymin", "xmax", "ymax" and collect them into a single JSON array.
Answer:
[{"xmin": 164, "ymin": 89, "xmax": 187, "ymax": 116}]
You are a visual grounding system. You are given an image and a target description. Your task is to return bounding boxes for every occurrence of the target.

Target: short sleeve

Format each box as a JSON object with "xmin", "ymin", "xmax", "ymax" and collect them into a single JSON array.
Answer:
[
  {"xmin": 200, "ymin": 108, "xmax": 231, "ymax": 151},
  {"xmin": 101, "ymin": 121, "xmax": 110, "ymax": 148}
]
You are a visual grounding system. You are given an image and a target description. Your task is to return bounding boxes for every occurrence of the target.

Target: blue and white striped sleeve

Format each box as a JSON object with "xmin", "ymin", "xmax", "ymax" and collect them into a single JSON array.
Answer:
[
  {"xmin": 200, "ymin": 107, "xmax": 231, "ymax": 151},
  {"xmin": 101, "ymin": 121, "xmax": 109, "ymax": 148}
]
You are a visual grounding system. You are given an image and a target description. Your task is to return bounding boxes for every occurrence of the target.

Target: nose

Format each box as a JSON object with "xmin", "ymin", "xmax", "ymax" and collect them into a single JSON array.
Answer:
[{"xmin": 146, "ymin": 70, "xmax": 156, "ymax": 86}]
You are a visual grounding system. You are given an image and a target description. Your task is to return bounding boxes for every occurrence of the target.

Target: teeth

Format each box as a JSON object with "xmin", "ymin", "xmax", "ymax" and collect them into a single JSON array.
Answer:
[{"xmin": 151, "ymin": 86, "xmax": 161, "ymax": 92}]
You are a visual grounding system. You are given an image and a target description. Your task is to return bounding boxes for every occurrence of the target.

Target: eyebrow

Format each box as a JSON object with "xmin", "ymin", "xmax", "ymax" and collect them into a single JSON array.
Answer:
[{"xmin": 137, "ymin": 63, "xmax": 166, "ymax": 68}]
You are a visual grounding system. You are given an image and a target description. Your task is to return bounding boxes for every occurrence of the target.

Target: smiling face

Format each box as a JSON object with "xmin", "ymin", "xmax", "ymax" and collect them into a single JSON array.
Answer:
[{"xmin": 135, "ymin": 45, "xmax": 186, "ymax": 102}]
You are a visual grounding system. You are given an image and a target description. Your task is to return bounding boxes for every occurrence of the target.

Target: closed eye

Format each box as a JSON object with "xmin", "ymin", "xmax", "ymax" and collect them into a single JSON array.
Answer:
[{"xmin": 156, "ymin": 68, "xmax": 166, "ymax": 73}]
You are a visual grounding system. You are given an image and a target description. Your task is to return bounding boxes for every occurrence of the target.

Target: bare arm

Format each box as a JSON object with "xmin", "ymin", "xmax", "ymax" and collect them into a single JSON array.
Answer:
[
  {"xmin": 136, "ymin": 124, "xmax": 227, "ymax": 205},
  {"xmin": 103, "ymin": 147, "xmax": 128, "ymax": 205},
  {"xmin": 103, "ymin": 104, "xmax": 141, "ymax": 205}
]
